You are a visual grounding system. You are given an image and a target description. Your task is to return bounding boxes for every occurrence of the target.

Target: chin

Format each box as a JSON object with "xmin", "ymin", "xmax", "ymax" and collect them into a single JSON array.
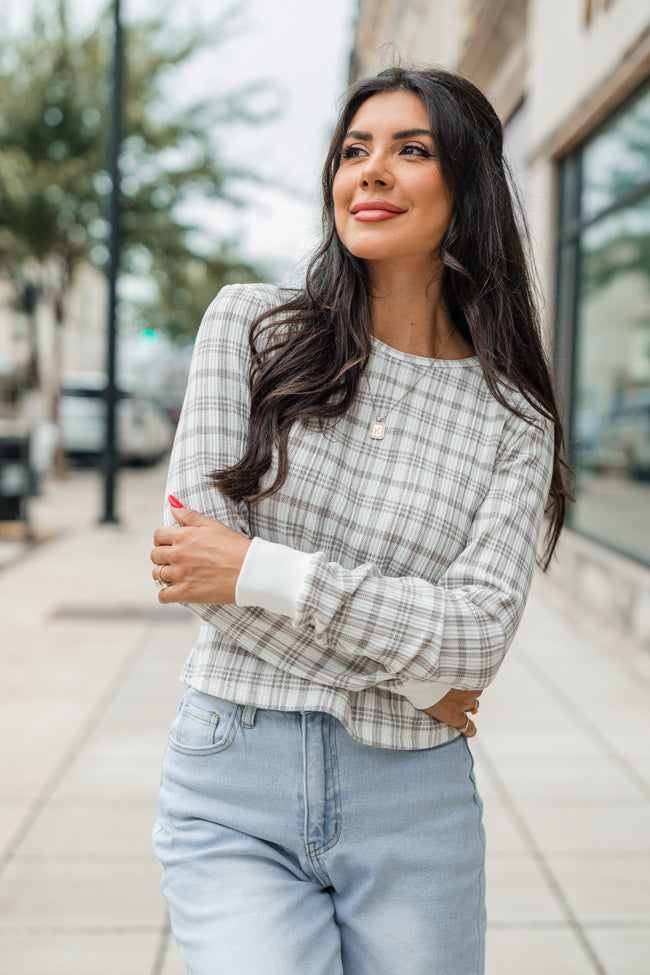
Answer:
[{"xmin": 341, "ymin": 240, "xmax": 406, "ymax": 263}]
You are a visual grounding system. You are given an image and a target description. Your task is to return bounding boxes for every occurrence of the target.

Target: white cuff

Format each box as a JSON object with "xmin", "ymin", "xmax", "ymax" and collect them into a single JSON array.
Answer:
[
  {"xmin": 235, "ymin": 536, "xmax": 315, "ymax": 617},
  {"xmin": 392, "ymin": 679, "xmax": 452, "ymax": 710}
]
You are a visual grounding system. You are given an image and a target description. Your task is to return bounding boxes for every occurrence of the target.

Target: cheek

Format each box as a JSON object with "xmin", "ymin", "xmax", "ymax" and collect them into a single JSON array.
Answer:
[
  {"xmin": 332, "ymin": 170, "xmax": 352, "ymax": 234},
  {"xmin": 332, "ymin": 169, "xmax": 349, "ymax": 208},
  {"xmin": 418, "ymin": 169, "xmax": 451, "ymax": 208}
]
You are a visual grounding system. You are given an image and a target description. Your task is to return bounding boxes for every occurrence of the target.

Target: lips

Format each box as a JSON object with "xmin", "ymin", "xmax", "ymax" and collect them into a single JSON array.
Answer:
[
  {"xmin": 351, "ymin": 200, "xmax": 406, "ymax": 214},
  {"xmin": 350, "ymin": 200, "xmax": 407, "ymax": 223}
]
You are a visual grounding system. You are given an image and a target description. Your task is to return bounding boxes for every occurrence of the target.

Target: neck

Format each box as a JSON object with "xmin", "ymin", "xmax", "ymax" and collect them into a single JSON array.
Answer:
[{"xmin": 366, "ymin": 261, "xmax": 470, "ymax": 359}]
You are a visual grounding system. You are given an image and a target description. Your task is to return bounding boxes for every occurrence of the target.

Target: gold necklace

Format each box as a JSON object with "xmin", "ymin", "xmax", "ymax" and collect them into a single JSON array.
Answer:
[{"xmin": 365, "ymin": 327, "xmax": 455, "ymax": 440}]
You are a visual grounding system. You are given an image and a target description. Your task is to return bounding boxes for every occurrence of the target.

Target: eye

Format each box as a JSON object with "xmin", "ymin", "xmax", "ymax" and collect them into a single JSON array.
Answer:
[
  {"xmin": 400, "ymin": 143, "xmax": 432, "ymax": 157},
  {"xmin": 341, "ymin": 144, "xmax": 368, "ymax": 159}
]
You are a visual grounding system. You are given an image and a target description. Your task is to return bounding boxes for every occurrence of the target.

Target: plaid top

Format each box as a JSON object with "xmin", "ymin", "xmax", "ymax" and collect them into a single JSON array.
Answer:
[{"xmin": 165, "ymin": 283, "xmax": 554, "ymax": 750}]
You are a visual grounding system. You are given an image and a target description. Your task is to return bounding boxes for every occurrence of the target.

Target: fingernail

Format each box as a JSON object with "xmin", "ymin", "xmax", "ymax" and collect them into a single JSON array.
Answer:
[{"xmin": 168, "ymin": 495, "xmax": 183, "ymax": 508}]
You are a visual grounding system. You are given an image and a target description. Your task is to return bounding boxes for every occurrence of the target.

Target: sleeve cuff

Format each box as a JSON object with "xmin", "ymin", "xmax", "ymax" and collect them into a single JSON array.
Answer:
[
  {"xmin": 235, "ymin": 536, "xmax": 316, "ymax": 617},
  {"xmin": 392, "ymin": 679, "xmax": 452, "ymax": 710}
]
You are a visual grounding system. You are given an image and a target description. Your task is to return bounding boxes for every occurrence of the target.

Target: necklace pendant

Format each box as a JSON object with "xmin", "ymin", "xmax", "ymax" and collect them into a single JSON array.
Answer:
[{"xmin": 369, "ymin": 419, "xmax": 386, "ymax": 440}]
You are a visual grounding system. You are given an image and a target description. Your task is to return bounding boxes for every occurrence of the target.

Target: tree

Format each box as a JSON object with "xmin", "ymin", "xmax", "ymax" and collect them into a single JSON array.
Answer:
[{"xmin": 0, "ymin": 0, "xmax": 274, "ymax": 339}]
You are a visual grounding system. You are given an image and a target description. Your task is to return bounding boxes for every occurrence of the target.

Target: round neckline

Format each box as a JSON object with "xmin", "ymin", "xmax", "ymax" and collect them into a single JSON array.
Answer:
[{"xmin": 371, "ymin": 335, "xmax": 479, "ymax": 367}]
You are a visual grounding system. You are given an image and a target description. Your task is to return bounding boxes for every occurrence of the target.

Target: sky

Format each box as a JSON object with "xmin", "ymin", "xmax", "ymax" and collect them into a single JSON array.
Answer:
[
  {"xmin": 7, "ymin": 0, "xmax": 359, "ymax": 284},
  {"xmin": 171, "ymin": 0, "xmax": 359, "ymax": 283}
]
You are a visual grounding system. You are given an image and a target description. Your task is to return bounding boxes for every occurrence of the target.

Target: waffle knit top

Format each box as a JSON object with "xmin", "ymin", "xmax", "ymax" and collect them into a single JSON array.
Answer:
[{"xmin": 164, "ymin": 283, "xmax": 554, "ymax": 750}]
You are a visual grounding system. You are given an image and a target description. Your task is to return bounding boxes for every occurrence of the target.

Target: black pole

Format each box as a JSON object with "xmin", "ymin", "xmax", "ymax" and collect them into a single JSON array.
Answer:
[{"xmin": 101, "ymin": 0, "xmax": 122, "ymax": 524}]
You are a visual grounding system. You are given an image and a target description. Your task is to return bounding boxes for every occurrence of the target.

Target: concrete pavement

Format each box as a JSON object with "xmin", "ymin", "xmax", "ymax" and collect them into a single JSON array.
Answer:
[{"xmin": 0, "ymin": 461, "xmax": 648, "ymax": 974}]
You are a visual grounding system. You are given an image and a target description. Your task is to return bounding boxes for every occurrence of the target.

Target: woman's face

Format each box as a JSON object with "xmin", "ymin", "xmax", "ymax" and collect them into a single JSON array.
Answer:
[{"xmin": 332, "ymin": 90, "xmax": 453, "ymax": 275}]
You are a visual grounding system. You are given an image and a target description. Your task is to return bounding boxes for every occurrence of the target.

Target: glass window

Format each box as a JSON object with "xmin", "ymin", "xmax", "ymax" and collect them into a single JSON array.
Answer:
[
  {"xmin": 558, "ymin": 82, "xmax": 650, "ymax": 565},
  {"xmin": 581, "ymin": 87, "xmax": 650, "ymax": 220}
]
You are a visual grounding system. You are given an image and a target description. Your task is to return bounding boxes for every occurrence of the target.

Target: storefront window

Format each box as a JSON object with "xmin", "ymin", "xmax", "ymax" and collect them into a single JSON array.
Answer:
[{"xmin": 557, "ymin": 82, "xmax": 650, "ymax": 564}]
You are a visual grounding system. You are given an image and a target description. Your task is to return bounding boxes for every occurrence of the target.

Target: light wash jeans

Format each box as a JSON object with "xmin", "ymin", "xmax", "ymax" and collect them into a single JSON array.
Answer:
[{"xmin": 153, "ymin": 687, "xmax": 486, "ymax": 975}]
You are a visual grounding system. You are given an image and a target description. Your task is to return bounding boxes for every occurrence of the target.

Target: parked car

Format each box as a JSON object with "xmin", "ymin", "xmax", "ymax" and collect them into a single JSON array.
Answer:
[{"xmin": 60, "ymin": 372, "xmax": 174, "ymax": 466}]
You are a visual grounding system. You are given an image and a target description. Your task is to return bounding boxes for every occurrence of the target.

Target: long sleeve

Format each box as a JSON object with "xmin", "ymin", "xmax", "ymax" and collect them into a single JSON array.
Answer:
[
  {"xmin": 236, "ymin": 411, "xmax": 554, "ymax": 691},
  {"xmin": 163, "ymin": 284, "xmax": 256, "ymax": 538},
  {"xmin": 235, "ymin": 538, "xmax": 452, "ymax": 707}
]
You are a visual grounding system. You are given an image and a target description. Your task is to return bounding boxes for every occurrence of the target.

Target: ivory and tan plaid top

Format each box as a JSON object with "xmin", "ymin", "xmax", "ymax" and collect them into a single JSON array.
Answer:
[{"xmin": 164, "ymin": 283, "xmax": 554, "ymax": 750}]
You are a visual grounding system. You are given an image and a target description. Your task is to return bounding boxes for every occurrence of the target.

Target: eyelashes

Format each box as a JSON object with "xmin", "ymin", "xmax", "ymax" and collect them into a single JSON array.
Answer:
[
  {"xmin": 340, "ymin": 143, "xmax": 433, "ymax": 160},
  {"xmin": 401, "ymin": 144, "xmax": 433, "ymax": 157}
]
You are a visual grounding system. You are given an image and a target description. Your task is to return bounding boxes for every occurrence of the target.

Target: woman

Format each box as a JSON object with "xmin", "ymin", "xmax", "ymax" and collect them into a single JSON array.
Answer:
[{"xmin": 150, "ymin": 66, "xmax": 569, "ymax": 975}]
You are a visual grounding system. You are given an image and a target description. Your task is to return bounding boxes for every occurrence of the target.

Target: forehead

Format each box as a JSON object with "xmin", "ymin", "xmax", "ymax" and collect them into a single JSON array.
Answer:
[{"xmin": 346, "ymin": 90, "xmax": 430, "ymax": 133}]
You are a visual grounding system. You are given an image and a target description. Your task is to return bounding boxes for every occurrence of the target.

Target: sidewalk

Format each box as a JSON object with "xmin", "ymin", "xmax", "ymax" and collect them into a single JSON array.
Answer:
[{"xmin": 0, "ymin": 462, "xmax": 648, "ymax": 975}]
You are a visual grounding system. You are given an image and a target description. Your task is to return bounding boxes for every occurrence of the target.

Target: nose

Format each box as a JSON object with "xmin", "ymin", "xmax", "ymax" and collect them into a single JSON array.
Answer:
[{"xmin": 358, "ymin": 153, "xmax": 394, "ymax": 189}]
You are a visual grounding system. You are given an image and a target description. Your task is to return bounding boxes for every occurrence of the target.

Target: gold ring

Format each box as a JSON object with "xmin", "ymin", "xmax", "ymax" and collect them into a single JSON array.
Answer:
[
  {"xmin": 470, "ymin": 699, "xmax": 480, "ymax": 715},
  {"xmin": 459, "ymin": 715, "xmax": 471, "ymax": 735},
  {"xmin": 158, "ymin": 564, "xmax": 168, "ymax": 585}
]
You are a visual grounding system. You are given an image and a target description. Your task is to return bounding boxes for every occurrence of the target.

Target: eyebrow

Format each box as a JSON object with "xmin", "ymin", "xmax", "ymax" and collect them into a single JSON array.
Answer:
[{"xmin": 345, "ymin": 128, "xmax": 435, "ymax": 141}]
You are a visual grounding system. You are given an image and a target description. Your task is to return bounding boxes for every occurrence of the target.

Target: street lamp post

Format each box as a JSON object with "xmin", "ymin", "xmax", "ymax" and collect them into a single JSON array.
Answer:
[{"xmin": 101, "ymin": 0, "xmax": 122, "ymax": 524}]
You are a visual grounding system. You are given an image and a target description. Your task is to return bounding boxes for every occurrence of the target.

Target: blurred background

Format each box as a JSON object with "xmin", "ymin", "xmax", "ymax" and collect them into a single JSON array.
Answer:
[
  {"xmin": 0, "ymin": 2, "xmax": 649, "ymax": 974},
  {"xmin": 0, "ymin": 0, "xmax": 354, "ymax": 501}
]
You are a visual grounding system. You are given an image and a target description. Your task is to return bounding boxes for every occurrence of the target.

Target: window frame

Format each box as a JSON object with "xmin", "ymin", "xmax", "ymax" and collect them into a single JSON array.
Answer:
[{"xmin": 555, "ymin": 77, "xmax": 650, "ymax": 566}]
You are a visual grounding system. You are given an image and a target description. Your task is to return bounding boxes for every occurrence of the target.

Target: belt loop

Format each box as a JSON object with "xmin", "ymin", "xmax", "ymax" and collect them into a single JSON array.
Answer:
[{"xmin": 241, "ymin": 705, "xmax": 257, "ymax": 728}]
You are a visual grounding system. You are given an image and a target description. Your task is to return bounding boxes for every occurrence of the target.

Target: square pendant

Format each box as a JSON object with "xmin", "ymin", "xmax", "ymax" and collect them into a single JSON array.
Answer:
[{"xmin": 369, "ymin": 420, "xmax": 385, "ymax": 440}]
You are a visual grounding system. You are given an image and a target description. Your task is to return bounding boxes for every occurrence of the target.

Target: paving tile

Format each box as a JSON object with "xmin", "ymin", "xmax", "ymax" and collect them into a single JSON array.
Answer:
[
  {"xmin": 0, "ymin": 859, "xmax": 163, "ymax": 928},
  {"xmin": 476, "ymin": 684, "xmax": 572, "ymax": 729},
  {"xmin": 486, "ymin": 925, "xmax": 599, "ymax": 975},
  {"xmin": 484, "ymin": 755, "xmax": 646, "ymax": 803},
  {"xmin": 111, "ymin": 663, "xmax": 189, "ymax": 713},
  {"xmin": 546, "ymin": 855, "xmax": 650, "ymax": 923},
  {"xmin": 586, "ymin": 926, "xmax": 650, "ymax": 975},
  {"xmin": 478, "ymin": 701, "xmax": 572, "ymax": 730},
  {"xmin": 48, "ymin": 743, "xmax": 165, "ymax": 802},
  {"xmin": 597, "ymin": 720, "xmax": 650, "ymax": 759},
  {"xmin": 0, "ymin": 802, "xmax": 32, "ymax": 859},
  {"xmin": 0, "ymin": 932, "xmax": 159, "ymax": 975},
  {"xmin": 486, "ymin": 854, "xmax": 565, "ymax": 924},
  {"xmin": 476, "ymin": 658, "xmax": 551, "ymax": 699},
  {"xmin": 0, "ymin": 538, "xmax": 29, "ymax": 567},
  {"xmin": 16, "ymin": 802, "xmax": 158, "ymax": 858},
  {"xmin": 471, "ymin": 772, "xmax": 501, "ymax": 802},
  {"xmin": 514, "ymin": 800, "xmax": 650, "ymax": 854},
  {"xmin": 0, "ymin": 702, "xmax": 92, "ymax": 801},
  {"xmin": 466, "ymin": 745, "xmax": 501, "ymax": 800},
  {"xmin": 132, "ymin": 618, "xmax": 198, "ymax": 659},
  {"xmin": 160, "ymin": 939, "xmax": 187, "ymax": 975},
  {"xmin": 479, "ymin": 726, "xmax": 607, "ymax": 762},
  {"xmin": 481, "ymin": 798, "xmax": 529, "ymax": 856},
  {"xmin": 0, "ymin": 623, "xmax": 140, "ymax": 701},
  {"xmin": 84, "ymin": 706, "xmax": 172, "ymax": 756},
  {"xmin": 535, "ymin": 663, "xmax": 646, "ymax": 706},
  {"xmin": 629, "ymin": 755, "xmax": 650, "ymax": 787},
  {"xmin": 573, "ymin": 679, "xmax": 650, "ymax": 709}
]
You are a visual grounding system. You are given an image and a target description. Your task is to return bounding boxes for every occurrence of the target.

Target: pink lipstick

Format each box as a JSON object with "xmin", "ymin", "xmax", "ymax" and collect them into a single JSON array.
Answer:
[{"xmin": 351, "ymin": 200, "xmax": 406, "ymax": 222}]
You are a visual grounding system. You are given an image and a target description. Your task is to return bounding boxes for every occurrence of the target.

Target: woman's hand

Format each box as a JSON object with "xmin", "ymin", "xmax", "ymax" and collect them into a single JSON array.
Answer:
[
  {"xmin": 423, "ymin": 688, "xmax": 483, "ymax": 737},
  {"xmin": 150, "ymin": 496, "xmax": 251, "ymax": 605}
]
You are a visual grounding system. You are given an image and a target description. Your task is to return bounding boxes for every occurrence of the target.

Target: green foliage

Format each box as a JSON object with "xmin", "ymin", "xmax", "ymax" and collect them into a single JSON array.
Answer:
[{"xmin": 0, "ymin": 0, "xmax": 273, "ymax": 337}]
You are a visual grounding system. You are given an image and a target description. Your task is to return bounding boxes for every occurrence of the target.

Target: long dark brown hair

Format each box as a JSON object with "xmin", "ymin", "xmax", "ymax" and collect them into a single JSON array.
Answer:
[{"xmin": 213, "ymin": 66, "xmax": 571, "ymax": 568}]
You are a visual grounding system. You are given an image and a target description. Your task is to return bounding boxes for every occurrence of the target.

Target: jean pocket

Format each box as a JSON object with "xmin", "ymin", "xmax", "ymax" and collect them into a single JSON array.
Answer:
[{"xmin": 168, "ymin": 689, "xmax": 243, "ymax": 756}]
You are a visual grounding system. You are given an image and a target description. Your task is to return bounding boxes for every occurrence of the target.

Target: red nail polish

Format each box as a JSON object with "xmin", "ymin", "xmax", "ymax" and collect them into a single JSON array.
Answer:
[{"xmin": 168, "ymin": 495, "xmax": 183, "ymax": 508}]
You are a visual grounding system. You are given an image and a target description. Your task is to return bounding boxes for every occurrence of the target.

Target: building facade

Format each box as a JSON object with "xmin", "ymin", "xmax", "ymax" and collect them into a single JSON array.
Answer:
[{"xmin": 352, "ymin": 0, "xmax": 650, "ymax": 648}]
